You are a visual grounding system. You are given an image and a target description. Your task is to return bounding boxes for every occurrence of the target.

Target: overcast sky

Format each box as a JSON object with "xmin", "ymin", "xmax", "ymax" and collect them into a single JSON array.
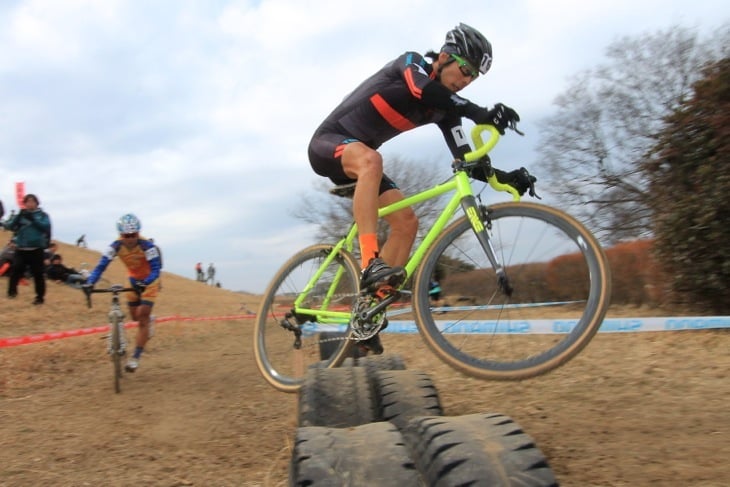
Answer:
[{"xmin": 1, "ymin": 0, "xmax": 726, "ymax": 293}]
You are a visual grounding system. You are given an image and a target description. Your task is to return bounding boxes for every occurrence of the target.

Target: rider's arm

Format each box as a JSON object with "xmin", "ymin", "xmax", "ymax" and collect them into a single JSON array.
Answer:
[
  {"xmin": 86, "ymin": 241, "xmax": 119, "ymax": 285},
  {"xmin": 398, "ymin": 52, "xmax": 489, "ymax": 122},
  {"xmin": 437, "ymin": 114, "xmax": 473, "ymax": 160},
  {"xmin": 139, "ymin": 240, "xmax": 162, "ymax": 286}
]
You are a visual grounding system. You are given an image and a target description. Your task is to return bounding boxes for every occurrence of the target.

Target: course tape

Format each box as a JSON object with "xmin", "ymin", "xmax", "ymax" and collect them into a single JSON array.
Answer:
[
  {"xmin": 2, "ymin": 315, "xmax": 727, "ymax": 348},
  {"xmin": 0, "ymin": 314, "xmax": 254, "ymax": 349},
  {"xmin": 383, "ymin": 316, "xmax": 730, "ymax": 335}
]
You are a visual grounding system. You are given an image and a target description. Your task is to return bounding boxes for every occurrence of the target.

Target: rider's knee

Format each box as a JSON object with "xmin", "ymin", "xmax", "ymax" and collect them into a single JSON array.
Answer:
[{"xmin": 345, "ymin": 147, "xmax": 383, "ymax": 179}]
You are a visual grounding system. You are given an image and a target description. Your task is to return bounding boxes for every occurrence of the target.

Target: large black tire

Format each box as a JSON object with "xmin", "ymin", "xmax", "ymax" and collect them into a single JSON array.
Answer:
[
  {"xmin": 349, "ymin": 353, "xmax": 407, "ymax": 381},
  {"xmin": 402, "ymin": 413, "xmax": 559, "ymax": 486},
  {"xmin": 373, "ymin": 370, "xmax": 443, "ymax": 430},
  {"xmin": 298, "ymin": 366, "xmax": 376, "ymax": 428},
  {"xmin": 290, "ymin": 423, "xmax": 423, "ymax": 486}
]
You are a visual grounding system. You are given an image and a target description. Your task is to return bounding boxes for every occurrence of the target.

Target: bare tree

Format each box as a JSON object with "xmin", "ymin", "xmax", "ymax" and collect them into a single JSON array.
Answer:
[
  {"xmin": 538, "ymin": 23, "xmax": 729, "ymax": 244},
  {"xmin": 292, "ymin": 156, "xmax": 452, "ymax": 247}
]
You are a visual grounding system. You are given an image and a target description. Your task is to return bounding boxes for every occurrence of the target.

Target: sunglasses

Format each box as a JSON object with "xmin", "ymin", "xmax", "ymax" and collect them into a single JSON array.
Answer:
[
  {"xmin": 121, "ymin": 233, "xmax": 139, "ymax": 239},
  {"xmin": 450, "ymin": 54, "xmax": 479, "ymax": 79}
]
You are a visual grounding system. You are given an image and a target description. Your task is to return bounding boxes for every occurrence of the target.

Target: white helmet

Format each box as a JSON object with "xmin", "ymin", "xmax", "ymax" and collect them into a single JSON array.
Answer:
[{"xmin": 116, "ymin": 213, "xmax": 141, "ymax": 234}]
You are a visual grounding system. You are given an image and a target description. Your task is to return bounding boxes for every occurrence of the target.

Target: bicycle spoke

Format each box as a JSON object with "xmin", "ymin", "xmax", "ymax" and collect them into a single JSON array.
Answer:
[
  {"xmin": 414, "ymin": 202, "xmax": 610, "ymax": 380},
  {"xmin": 254, "ymin": 245, "xmax": 361, "ymax": 392}
]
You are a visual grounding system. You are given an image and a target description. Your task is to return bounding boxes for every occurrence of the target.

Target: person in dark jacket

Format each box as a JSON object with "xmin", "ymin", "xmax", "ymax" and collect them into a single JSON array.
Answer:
[
  {"xmin": 46, "ymin": 254, "xmax": 85, "ymax": 288},
  {"xmin": 5, "ymin": 194, "xmax": 52, "ymax": 304}
]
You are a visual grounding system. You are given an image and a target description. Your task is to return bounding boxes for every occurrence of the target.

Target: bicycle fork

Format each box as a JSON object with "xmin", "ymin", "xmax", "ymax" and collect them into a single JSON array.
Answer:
[{"xmin": 461, "ymin": 197, "xmax": 513, "ymax": 297}]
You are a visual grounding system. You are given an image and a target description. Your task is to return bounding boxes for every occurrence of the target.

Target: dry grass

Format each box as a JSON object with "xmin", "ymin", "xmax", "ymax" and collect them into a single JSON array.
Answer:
[
  {"xmin": 1, "ymin": 239, "xmax": 728, "ymax": 486},
  {"xmin": 0, "ymin": 239, "xmax": 259, "ymax": 336}
]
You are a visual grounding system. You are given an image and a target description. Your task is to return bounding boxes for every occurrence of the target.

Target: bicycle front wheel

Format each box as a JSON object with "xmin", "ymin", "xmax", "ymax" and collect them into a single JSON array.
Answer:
[
  {"xmin": 254, "ymin": 244, "xmax": 361, "ymax": 393},
  {"xmin": 413, "ymin": 201, "xmax": 611, "ymax": 380},
  {"xmin": 111, "ymin": 320, "xmax": 122, "ymax": 393}
]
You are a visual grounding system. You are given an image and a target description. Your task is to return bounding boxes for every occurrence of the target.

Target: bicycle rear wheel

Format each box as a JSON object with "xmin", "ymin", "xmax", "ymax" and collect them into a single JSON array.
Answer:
[
  {"xmin": 254, "ymin": 244, "xmax": 361, "ymax": 393},
  {"xmin": 413, "ymin": 201, "xmax": 611, "ymax": 380}
]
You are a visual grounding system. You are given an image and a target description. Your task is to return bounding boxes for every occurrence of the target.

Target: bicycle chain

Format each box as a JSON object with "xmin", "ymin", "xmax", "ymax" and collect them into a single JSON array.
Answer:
[{"xmin": 286, "ymin": 289, "xmax": 398, "ymax": 349}]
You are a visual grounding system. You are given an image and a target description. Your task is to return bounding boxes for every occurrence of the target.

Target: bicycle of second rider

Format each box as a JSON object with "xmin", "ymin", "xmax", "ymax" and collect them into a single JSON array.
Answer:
[{"xmin": 254, "ymin": 123, "xmax": 612, "ymax": 393}]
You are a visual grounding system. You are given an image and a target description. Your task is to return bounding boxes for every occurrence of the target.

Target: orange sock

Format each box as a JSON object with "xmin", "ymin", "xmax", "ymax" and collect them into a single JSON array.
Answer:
[{"xmin": 359, "ymin": 233, "xmax": 379, "ymax": 269}]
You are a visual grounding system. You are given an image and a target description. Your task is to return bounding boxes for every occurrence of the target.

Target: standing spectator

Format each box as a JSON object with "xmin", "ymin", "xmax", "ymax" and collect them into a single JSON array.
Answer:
[
  {"xmin": 0, "ymin": 199, "xmax": 4, "ymax": 226},
  {"xmin": 207, "ymin": 263, "xmax": 216, "ymax": 285},
  {"xmin": 83, "ymin": 214, "xmax": 162, "ymax": 373},
  {"xmin": 195, "ymin": 262, "xmax": 204, "ymax": 281},
  {"xmin": 76, "ymin": 234, "xmax": 87, "ymax": 247},
  {"xmin": 5, "ymin": 194, "xmax": 51, "ymax": 305},
  {"xmin": 46, "ymin": 254, "xmax": 85, "ymax": 288}
]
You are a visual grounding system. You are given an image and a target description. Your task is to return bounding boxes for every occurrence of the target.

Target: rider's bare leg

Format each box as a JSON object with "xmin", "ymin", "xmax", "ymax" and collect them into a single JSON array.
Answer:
[
  {"xmin": 378, "ymin": 188, "xmax": 417, "ymax": 268},
  {"xmin": 130, "ymin": 304, "xmax": 152, "ymax": 350},
  {"xmin": 341, "ymin": 144, "xmax": 417, "ymax": 268},
  {"xmin": 342, "ymin": 143, "xmax": 384, "ymax": 267}
]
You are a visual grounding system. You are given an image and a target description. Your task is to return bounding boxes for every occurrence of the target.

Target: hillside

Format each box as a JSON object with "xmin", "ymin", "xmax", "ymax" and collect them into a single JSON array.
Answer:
[
  {"xmin": 0, "ymin": 239, "xmax": 259, "ymax": 339},
  {"xmin": 0, "ymin": 239, "xmax": 727, "ymax": 485}
]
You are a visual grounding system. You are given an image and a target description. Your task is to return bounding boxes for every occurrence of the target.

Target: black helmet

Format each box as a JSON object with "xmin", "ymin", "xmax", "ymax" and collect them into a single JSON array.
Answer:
[{"xmin": 442, "ymin": 23, "xmax": 492, "ymax": 75}]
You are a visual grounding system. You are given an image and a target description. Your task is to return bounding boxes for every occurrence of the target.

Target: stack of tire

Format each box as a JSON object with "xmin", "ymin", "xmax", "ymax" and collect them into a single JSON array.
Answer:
[{"xmin": 290, "ymin": 354, "xmax": 559, "ymax": 486}]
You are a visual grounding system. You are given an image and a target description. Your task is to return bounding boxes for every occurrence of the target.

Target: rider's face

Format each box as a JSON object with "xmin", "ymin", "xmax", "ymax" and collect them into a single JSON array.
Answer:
[
  {"xmin": 120, "ymin": 233, "xmax": 139, "ymax": 248},
  {"xmin": 437, "ymin": 52, "xmax": 477, "ymax": 92}
]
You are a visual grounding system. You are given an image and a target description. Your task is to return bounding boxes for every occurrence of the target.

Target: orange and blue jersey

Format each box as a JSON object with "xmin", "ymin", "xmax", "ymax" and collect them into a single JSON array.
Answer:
[{"xmin": 87, "ymin": 237, "xmax": 162, "ymax": 287}]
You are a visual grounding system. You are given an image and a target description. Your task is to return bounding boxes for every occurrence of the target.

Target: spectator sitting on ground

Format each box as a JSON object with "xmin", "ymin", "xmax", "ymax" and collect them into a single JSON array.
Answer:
[
  {"xmin": 46, "ymin": 254, "xmax": 85, "ymax": 288},
  {"xmin": 0, "ymin": 241, "xmax": 15, "ymax": 276},
  {"xmin": 44, "ymin": 241, "xmax": 59, "ymax": 266}
]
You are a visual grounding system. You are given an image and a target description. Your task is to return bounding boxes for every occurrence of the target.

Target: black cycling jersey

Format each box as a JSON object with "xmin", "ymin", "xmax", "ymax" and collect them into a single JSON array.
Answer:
[{"xmin": 309, "ymin": 51, "xmax": 482, "ymax": 191}]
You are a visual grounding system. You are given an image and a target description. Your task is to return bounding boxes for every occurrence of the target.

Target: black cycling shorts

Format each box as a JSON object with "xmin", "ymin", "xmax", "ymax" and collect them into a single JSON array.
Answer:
[{"xmin": 308, "ymin": 132, "xmax": 398, "ymax": 195}]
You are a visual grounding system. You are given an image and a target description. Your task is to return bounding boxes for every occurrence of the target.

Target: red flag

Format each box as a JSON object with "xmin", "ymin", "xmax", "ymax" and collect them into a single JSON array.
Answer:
[{"xmin": 15, "ymin": 182, "xmax": 25, "ymax": 208}]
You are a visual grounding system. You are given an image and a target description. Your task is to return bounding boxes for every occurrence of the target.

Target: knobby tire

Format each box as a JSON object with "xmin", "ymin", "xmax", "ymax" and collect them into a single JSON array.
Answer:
[
  {"xmin": 412, "ymin": 201, "xmax": 611, "ymax": 380},
  {"xmin": 253, "ymin": 244, "xmax": 361, "ymax": 393},
  {"xmin": 111, "ymin": 320, "xmax": 122, "ymax": 393}
]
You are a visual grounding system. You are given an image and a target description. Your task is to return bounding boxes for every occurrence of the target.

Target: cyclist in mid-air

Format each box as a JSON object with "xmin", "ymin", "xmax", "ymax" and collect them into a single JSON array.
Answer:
[
  {"xmin": 308, "ymin": 23, "xmax": 528, "ymax": 338},
  {"xmin": 83, "ymin": 214, "xmax": 162, "ymax": 372}
]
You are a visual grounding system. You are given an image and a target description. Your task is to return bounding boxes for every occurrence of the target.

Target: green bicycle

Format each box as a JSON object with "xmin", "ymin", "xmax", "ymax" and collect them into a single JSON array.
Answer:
[{"xmin": 254, "ymin": 124, "xmax": 612, "ymax": 393}]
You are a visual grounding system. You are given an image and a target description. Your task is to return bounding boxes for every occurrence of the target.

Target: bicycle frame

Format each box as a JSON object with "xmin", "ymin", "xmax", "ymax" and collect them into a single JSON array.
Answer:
[{"xmin": 292, "ymin": 125, "xmax": 518, "ymax": 325}]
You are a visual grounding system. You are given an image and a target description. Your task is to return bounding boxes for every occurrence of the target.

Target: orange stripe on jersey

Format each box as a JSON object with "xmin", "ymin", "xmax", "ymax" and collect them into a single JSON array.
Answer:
[
  {"xmin": 370, "ymin": 94, "xmax": 416, "ymax": 131},
  {"xmin": 334, "ymin": 144, "xmax": 347, "ymax": 158},
  {"xmin": 403, "ymin": 68, "xmax": 423, "ymax": 99}
]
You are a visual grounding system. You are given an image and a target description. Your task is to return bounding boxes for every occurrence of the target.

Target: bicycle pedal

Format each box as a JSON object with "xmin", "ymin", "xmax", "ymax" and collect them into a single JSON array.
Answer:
[{"xmin": 374, "ymin": 285, "xmax": 398, "ymax": 301}]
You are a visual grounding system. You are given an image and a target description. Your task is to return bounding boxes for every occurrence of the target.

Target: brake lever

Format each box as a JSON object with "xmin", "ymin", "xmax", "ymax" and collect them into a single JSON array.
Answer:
[{"xmin": 508, "ymin": 120, "xmax": 524, "ymax": 136}]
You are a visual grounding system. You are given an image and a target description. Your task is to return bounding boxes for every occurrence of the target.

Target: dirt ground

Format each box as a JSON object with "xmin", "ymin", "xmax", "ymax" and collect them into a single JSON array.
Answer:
[{"xmin": 1, "ymin": 250, "xmax": 728, "ymax": 486}]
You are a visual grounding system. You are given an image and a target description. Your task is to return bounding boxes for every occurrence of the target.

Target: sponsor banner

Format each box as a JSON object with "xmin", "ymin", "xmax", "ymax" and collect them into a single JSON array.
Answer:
[{"xmin": 15, "ymin": 181, "xmax": 25, "ymax": 208}]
